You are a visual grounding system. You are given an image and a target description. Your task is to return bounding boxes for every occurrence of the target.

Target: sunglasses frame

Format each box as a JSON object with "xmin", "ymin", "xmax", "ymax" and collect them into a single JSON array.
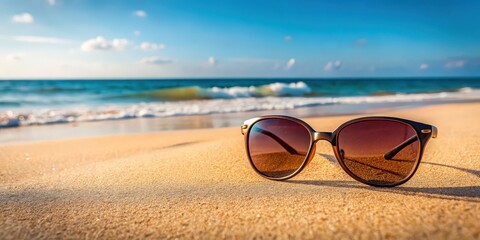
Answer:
[{"xmin": 241, "ymin": 115, "xmax": 437, "ymax": 187}]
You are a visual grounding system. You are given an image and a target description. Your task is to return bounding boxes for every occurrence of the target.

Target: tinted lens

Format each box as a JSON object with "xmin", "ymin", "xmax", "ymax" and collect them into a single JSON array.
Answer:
[
  {"xmin": 337, "ymin": 120, "xmax": 420, "ymax": 185},
  {"xmin": 248, "ymin": 118, "xmax": 312, "ymax": 178}
]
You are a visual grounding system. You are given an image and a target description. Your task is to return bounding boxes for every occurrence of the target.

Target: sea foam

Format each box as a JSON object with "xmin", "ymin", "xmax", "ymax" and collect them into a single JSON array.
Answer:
[
  {"xmin": 1, "ymin": 88, "xmax": 479, "ymax": 128},
  {"xmin": 132, "ymin": 81, "xmax": 312, "ymax": 100}
]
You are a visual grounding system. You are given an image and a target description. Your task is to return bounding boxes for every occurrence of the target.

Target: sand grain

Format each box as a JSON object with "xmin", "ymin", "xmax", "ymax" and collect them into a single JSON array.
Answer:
[{"xmin": 1, "ymin": 103, "xmax": 479, "ymax": 239}]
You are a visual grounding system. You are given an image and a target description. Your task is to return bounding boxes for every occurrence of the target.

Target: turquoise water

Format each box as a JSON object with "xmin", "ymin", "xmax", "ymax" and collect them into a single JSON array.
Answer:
[{"xmin": 1, "ymin": 77, "xmax": 480, "ymax": 128}]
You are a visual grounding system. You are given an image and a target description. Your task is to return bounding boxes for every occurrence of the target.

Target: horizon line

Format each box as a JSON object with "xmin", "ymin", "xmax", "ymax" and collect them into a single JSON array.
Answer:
[{"xmin": 1, "ymin": 76, "xmax": 479, "ymax": 81}]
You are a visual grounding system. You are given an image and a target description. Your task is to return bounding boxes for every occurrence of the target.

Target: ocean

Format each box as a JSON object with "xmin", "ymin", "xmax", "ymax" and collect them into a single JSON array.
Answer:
[{"xmin": 1, "ymin": 77, "xmax": 480, "ymax": 129}]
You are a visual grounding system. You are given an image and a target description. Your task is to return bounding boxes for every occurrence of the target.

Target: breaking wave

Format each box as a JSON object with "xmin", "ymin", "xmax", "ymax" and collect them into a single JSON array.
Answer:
[
  {"xmin": 126, "ymin": 81, "xmax": 313, "ymax": 100},
  {"xmin": 2, "ymin": 88, "xmax": 480, "ymax": 128}
]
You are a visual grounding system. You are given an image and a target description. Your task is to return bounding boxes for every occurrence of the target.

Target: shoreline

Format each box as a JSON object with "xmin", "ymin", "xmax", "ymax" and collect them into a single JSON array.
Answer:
[
  {"xmin": 2, "ymin": 79, "xmax": 480, "ymax": 129},
  {"xmin": 1, "ymin": 98, "xmax": 480, "ymax": 144},
  {"xmin": 1, "ymin": 101, "xmax": 479, "ymax": 239}
]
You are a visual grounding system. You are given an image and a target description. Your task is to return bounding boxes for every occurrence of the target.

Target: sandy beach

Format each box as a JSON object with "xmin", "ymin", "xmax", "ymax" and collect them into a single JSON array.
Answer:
[{"xmin": 0, "ymin": 102, "xmax": 479, "ymax": 239}]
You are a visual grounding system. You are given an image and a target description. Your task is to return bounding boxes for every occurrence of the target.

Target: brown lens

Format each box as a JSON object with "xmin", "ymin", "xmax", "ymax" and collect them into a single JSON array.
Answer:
[
  {"xmin": 248, "ymin": 118, "xmax": 312, "ymax": 178},
  {"xmin": 337, "ymin": 120, "xmax": 420, "ymax": 185}
]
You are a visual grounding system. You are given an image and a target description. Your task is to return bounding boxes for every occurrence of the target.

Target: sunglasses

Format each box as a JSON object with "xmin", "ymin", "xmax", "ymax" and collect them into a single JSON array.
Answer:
[{"xmin": 241, "ymin": 116, "xmax": 438, "ymax": 187}]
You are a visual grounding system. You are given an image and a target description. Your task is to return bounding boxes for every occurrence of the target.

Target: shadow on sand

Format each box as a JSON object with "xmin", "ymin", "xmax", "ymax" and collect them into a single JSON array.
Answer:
[{"xmin": 286, "ymin": 153, "xmax": 480, "ymax": 203}]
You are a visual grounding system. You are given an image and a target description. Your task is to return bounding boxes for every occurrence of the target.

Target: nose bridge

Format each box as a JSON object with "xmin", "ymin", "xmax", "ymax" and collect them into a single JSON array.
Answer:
[{"xmin": 313, "ymin": 131, "xmax": 333, "ymax": 143}]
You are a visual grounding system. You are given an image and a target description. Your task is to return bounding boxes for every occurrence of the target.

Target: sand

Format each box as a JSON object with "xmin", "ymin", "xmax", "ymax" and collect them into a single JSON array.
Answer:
[{"xmin": 0, "ymin": 102, "xmax": 479, "ymax": 239}]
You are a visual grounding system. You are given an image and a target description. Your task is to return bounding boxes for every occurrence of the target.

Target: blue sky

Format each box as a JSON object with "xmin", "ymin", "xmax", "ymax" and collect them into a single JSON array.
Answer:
[{"xmin": 0, "ymin": 0, "xmax": 479, "ymax": 78}]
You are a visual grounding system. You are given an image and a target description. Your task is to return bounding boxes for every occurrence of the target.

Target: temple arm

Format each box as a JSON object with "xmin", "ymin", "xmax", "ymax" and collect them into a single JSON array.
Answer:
[
  {"xmin": 255, "ymin": 128, "xmax": 299, "ymax": 155},
  {"xmin": 384, "ymin": 126, "xmax": 438, "ymax": 160},
  {"xmin": 383, "ymin": 135, "xmax": 418, "ymax": 160},
  {"xmin": 241, "ymin": 124, "xmax": 300, "ymax": 155}
]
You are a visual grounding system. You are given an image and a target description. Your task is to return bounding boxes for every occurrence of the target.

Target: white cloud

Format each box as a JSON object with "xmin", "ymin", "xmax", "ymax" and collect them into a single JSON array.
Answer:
[
  {"xmin": 419, "ymin": 63, "xmax": 429, "ymax": 70},
  {"xmin": 324, "ymin": 60, "xmax": 342, "ymax": 71},
  {"xmin": 5, "ymin": 54, "xmax": 24, "ymax": 61},
  {"xmin": 80, "ymin": 36, "xmax": 129, "ymax": 52},
  {"xmin": 134, "ymin": 10, "xmax": 147, "ymax": 18},
  {"xmin": 140, "ymin": 56, "xmax": 172, "ymax": 65},
  {"xmin": 0, "ymin": 35, "xmax": 71, "ymax": 44},
  {"xmin": 134, "ymin": 31, "xmax": 141, "ymax": 36},
  {"xmin": 47, "ymin": 0, "xmax": 56, "ymax": 6},
  {"xmin": 354, "ymin": 38, "xmax": 368, "ymax": 45},
  {"xmin": 208, "ymin": 56, "xmax": 216, "ymax": 66},
  {"xmin": 445, "ymin": 60, "xmax": 465, "ymax": 68},
  {"xmin": 140, "ymin": 42, "xmax": 165, "ymax": 51},
  {"xmin": 285, "ymin": 58, "xmax": 296, "ymax": 70},
  {"xmin": 284, "ymin": 35, "xmax": 293, "ymax": 41},
  {"xmin": 12, "ymin": 13, "xmax": 34, "ymax": 24}
]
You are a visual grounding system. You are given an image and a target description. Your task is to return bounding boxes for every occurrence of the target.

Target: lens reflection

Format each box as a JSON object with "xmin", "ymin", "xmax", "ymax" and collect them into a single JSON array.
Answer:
[
  {"xmin": 248, "ymin": 118, "xmax": 311, "ymax": 178},
  {"xmin": 337, "ymin": 120, "xmax": 420, "ymax": 184}
]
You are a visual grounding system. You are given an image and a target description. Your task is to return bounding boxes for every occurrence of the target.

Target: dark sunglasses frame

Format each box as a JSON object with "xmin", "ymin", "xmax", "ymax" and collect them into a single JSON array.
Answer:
[{"xmin": 241, "ymin": 116, "xmax": 438, "ymax": 187}]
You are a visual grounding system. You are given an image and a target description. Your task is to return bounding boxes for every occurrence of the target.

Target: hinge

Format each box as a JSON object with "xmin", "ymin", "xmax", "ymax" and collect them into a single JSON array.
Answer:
[
  {"xmin": 421, "ymin": 129, "xmax": 432, "ymax": 134},
  {"xmin": 241, "ymin": 124, "xmax": 248, "ymax": 135}
]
